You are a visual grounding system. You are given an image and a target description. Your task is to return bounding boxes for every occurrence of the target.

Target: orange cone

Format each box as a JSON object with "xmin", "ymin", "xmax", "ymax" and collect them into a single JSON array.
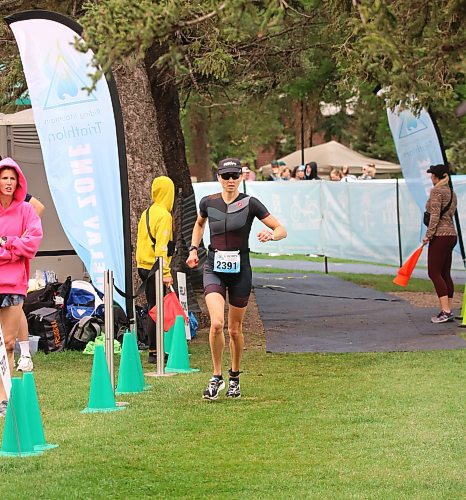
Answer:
[{"xmin": 393, "ymin": 245, "xmax": 424, "ymax": 287}]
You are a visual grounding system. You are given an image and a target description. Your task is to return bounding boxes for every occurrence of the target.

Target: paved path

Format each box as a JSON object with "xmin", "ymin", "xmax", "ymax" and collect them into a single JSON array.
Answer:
[{"xmin": 253, "ymin": 272, "xmax": 466, "ymax": 354}]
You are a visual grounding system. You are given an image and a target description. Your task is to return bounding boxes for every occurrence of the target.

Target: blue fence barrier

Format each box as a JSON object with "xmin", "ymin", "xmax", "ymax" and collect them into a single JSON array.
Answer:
[{"xmin": 192, "ymin": 177, "xmax": 466, "ymax": 270}]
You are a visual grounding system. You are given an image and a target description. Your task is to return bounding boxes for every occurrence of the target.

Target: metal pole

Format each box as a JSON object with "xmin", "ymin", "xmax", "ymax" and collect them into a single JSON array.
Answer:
[
  {"xmin": 396, "ymin": 178, "xmax": 403, "ymax": 267},
  {"xmin": 155, "ymin": 256, "xmax": 165, "ymax": 375},
  {"xmin": 104, "ymin": 270, "xmax": 115, "ymax": 390},
  {"xmin": 300, "ymin": 99, "xmax": 305, "ymax": 165},
  {"xmin": 131, "ymin": 294, "xmax": 137, "ymax": 336}
]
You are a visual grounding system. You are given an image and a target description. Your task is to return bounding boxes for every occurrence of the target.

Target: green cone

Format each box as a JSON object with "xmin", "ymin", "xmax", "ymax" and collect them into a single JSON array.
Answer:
[
  {"xmin": 165, "ymin": 316, "xmax": 199, "ymax": 374},
  {"xmin": 116, "ymin": 331, "xmax": 149, "ymax": 394},
  {"xmin": 82, "ymin": 345, "xmax": 125, "ymax": 413},
  {"xmin": 22, "ymin": 373, "xmax": 58, "ymax": 451},
  {"xmin": 1, "ymin": 377, "xmax": 43, "ymax": 457},
  {"xmin": 164, "ymin": 324, "xmax": 175, "ymax": 355}
]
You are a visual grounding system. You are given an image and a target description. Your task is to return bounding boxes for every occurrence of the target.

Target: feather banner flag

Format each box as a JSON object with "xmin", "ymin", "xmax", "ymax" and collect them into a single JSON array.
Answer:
[{"xmin": 6, "ymin": 10, "xmax": 133, "ymax": 317}]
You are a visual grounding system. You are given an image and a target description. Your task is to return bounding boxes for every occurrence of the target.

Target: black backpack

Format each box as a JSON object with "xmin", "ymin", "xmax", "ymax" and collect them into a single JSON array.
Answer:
[
  {"xmin": 23, "ymin": 276, "xmax": 72, "ymax": 316},
  {"xmin": 27, "ymin": 306, "xmax": 67, "ymax": 353},
  {"xmin": 66, "ymin": 316, "xmax": 104, "ymax": 350}
]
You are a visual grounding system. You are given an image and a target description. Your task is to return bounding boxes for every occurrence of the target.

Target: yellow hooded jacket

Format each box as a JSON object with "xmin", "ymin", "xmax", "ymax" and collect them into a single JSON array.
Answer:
[{"xmin": 136, "ymin": 176, "xmax": 174, "ymax": 278}]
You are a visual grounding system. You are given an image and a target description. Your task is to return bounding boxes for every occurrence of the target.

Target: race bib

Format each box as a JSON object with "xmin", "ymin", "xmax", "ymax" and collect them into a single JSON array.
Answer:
[{"xmin": 214, "ymin": 250, "xmax": 240, "ymax": 273}]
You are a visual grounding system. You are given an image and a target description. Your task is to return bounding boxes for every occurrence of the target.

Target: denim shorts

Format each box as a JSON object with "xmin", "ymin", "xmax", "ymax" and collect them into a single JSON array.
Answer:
[{"xmin": 0, "ymin": 294, "xmax": 25, "ymax": 308}]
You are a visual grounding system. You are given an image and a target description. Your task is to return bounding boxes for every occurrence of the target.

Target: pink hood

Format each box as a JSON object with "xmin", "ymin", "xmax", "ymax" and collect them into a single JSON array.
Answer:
[
  {"xmin": 0, "ymin": 158, "xmax": 42, "ymax": 296},
  {"xmin": 0, "ymin": 157, "xmax": 28, "ymax": 205}
]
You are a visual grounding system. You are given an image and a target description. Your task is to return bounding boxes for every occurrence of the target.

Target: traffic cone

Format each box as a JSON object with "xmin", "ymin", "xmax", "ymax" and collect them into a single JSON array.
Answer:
[
  {"xmin": 82, "ymin": 345, "xmax": 125, "ymax": 413},
  {"xmin": 455, "ymin": 282, "xmax": 466, "ymax": 320},
  {"xmin": 115, "ymin": 331, "xmax": 150, "ymax": 394},
  {"xmin": 164, "ymin": 324, "xmax": 175, "ymax": 355},
  {"xmin": 165, "ymin": 316, "xmax": 199, "ymax": 374},
  {"xmin": 22, "ymin": 373, "xmax": 58, "ymax": 451},
  {"xmin": 393, "ymin": 245, "xmax": 424, "ymax": 286},
  {"xmin": 0, "ymin": 377, "xmax": 43, "ymax": 457}
]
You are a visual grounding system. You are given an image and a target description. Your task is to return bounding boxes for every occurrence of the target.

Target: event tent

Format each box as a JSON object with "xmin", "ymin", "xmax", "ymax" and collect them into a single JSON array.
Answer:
[{"xmin": 262, "ymin": 140, "xmax": 401, "ymax": 177}]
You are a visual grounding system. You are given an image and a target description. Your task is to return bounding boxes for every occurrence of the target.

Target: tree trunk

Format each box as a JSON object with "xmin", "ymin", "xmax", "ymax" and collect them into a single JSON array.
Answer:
[
  {"xmin": 189, "ymin": 105, "xmax": 212, "ymax": 181},
  {"xmin": 144, "ymin": 43, "xmax": 193, "ymax": 197},
  {"xmin": 144, "ymin": 43, "xmax": 204, "ymax": 312},
  {"xmin": 112, "ymin": 59, "xmax": 165, "ymax": 299}
]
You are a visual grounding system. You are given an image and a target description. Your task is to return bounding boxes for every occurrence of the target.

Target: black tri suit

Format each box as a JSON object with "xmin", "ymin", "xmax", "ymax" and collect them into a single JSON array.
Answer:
[{"xmin": 199, "ymin": 192, "xmax": 270, "ymax": 307}]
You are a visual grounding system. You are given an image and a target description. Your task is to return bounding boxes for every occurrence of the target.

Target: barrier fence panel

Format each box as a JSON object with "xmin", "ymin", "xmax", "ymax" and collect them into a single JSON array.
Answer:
[{"xmin": 191, "ymin": 177, "xmax": 466, "ymax": 270}]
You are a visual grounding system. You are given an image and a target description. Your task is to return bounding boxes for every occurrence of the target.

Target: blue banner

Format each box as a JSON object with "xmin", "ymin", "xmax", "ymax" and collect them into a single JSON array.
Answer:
[
  {"xmin": 387, "ymin": 107, "xmax": 444, "ymax": 211},
  {"xmin": 7, "ymin": 11, "xmax": 132, "ymax": 313},
  {"xmin": 192, "ymin": 178, "xmax": 466, "ymax": 270}
]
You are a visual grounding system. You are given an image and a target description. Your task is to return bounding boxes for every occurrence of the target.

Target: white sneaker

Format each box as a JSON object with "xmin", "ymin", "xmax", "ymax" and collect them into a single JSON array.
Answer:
[{"xmin": 17, "ymin": 355, "xmax": 33, "ymax": 372}]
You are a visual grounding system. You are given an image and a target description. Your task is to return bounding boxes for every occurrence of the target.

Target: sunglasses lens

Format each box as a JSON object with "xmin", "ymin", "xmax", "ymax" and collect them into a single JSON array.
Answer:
[{"xmin": 221, "ymin": 172, "xmax": 240, "ymax": 180}]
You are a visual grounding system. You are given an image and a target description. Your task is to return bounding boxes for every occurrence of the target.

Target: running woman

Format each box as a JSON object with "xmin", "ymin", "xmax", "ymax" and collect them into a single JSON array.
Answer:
[{"xmin": 186, "ymin": 158, "xmax": 286, "ymax": 400}]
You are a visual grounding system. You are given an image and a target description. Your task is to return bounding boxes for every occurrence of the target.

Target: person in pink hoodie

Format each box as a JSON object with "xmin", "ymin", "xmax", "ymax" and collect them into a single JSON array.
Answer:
[{"xmin": 0, "ymin": 158, "xmax": 43, "ymax": 414}]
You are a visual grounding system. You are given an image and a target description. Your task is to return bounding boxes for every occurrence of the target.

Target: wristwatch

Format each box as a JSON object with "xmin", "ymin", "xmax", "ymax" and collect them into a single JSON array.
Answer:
[{"xmin": 188, "ymin": 245, "xmax": 198, "ymax": 252}]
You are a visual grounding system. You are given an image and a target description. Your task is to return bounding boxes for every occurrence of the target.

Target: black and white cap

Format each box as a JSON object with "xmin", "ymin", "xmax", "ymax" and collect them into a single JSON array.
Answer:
[{"xmin": 218, "ymin": 158, "xmax": 242, "ymax": 175}]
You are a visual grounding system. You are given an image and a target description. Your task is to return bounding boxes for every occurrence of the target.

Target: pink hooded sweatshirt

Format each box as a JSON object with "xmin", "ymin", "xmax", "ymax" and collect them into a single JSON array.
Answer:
[{"xmin": 0, "ymin": 158, "xmax": 43, "ymax": 296}]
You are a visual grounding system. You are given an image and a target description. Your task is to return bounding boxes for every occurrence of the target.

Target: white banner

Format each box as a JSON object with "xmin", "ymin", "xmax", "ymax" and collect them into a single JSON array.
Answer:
[
  {"xmin": 0, "ymin": 324, "xmax": 12, "ymax": 399},
  {"xmin": 7, "ymin": 11, "xmax": 132, "ymax": 315},
  {"xmin": 177, "ymin": 272, "xmax": 191, "ymax": 340},
  {"xmin": 192, "ymin": 177, "xmax": 466, "ymax": 270}
]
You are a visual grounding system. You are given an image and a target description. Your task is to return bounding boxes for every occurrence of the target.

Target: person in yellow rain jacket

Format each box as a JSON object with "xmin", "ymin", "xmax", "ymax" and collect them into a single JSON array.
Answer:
[{"xmin": 136, "ymin": 176, "xmax": 175, "ymax": 364}]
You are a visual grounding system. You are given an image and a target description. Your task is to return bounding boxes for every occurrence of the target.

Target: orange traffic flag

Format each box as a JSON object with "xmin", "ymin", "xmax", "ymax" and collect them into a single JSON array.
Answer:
[{"xmin": 393, "ymin": 245, "xmax": 424, "ymax": 287}]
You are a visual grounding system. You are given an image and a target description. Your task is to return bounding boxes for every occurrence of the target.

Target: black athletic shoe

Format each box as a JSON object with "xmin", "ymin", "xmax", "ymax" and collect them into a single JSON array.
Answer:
[
  {"xmin": 202, "ymin": 377, "xmax": 225, "ymax": 400},
  {"xmin": 226, "ymin": 377, "xmax": 241, "ymax": 398},
  {"xmin": 431, "ymin": 311, "xmax": 454, "ymax": 323},
  {"xmin": 147, "ymin": 352, "xmax": 169, "ymax": 364},
  {"xmin": 147, "ymin": 352, "xmax": 157, "ymax": 364}
]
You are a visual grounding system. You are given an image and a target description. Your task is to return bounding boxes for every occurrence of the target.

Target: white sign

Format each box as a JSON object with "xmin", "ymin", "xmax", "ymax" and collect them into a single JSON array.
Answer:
[
  {"xmin": 0, "ymin": 324, "xmax": 12, "ymax": 399},
  {"xmin": 177, "ymin": 272, "xmax": 191, "ymax": 340}
]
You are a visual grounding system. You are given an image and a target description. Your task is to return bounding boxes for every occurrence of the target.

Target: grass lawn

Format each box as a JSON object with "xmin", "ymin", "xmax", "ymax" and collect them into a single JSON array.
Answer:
[
  {"xmin": 1, "ymin": 264, "xmax": 465, "ymax": 498},
  {"xmin": 252, "ymin": 267, "xmax": 464, "ymax": 294},
  {"xmin": 1, "ymin": 340, "xmax": 465, "ymax": 498},
  {"xmin": 251, "ymin": 252, "xmax": 396, "ymax": 267}
]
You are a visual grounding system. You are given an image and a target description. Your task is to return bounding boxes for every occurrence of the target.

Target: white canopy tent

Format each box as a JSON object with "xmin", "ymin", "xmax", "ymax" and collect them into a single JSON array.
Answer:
[
  {"xmin": 0, "ymin": 107, "xmax": 35, "ymax": 125},
  {"xmin": 262, "ymin": 140, "xmax": 401, "ymax": 177}
]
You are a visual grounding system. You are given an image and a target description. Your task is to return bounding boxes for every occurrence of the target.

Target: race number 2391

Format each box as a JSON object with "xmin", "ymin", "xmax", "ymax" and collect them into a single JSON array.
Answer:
[{"xmin": 214, "ymin": 250, "xmax": 240, "ymax": 273}]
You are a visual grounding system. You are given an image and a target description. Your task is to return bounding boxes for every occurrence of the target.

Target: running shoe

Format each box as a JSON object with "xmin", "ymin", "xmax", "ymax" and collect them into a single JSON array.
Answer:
[
  {"xmin": 431, "ymin": 311, "xmax": 454, "ymax": 324},
  {"xmin": 16, "ymin": 355, "xmax": 33, "ymax": 372},
  {"xmin": 202, "ymin": 377, "xmax": 225, "ymax": 400},
  {"xmin": 147, "ymin": 352, "xmax": 157, "ymax": 364},
  {"xmin": 226, "ymin": 377, "xmax": 241, "ymax": 399},
  {"xmin": 0, "ymin": 400, "xmax": 7, "ymax": 417}
]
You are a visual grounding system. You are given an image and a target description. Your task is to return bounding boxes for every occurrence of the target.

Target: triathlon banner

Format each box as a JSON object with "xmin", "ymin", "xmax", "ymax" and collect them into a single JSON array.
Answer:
[
  {"xmin": 0, "ymin": 324, "xmax": 11, "ymax": 399},
  {"xmin": 6, "ymin": 11, "xmax": 133, "ymax": 316},
  {"xmin": 387, "ymin": 107, "xmax": 444, "ymax": 211}
]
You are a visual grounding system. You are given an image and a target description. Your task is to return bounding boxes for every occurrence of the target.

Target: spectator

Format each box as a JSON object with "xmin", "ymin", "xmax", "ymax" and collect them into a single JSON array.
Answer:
[
  {"xmin": 329, "ymin": 168, "xmax": 343, "ymax": 181},
  {"xmin": 423, "ymin": 164, "xmax": 457, "ymax": 323},
  {"xmin": 280, "ymin": 167, "xmax": 292, "ymax": 181},
  {"xmin": 242, "ymin": 165, "xmax": 251, "ymax": 182},
  {"xmin": 241, "ymin": 162, "xmax": 255, "ymax": 181},
  {"xmin": 304, "ymin": 161, "xmax": 321, "ymax": 180},
  {"xmin": 267, "ymin": 160, "xmax": 281, "ymax": 181},
  {"xmin": 0, "ymin": 158, "xmax": 43, "ymax": 415},
  {"xmin": 294, "ymin": 165, "xmax": 306, "ymax": 180},
  {"xmin": 359, "ymin": 164, "xmax": 376, "ymax": 180},
  {"xmin": 136, "ymin": 176, "xmax": 175, "ymax": 364},
  {"xmin": 341, "ymin": 165, "xmax": 358, "ymax": 182}
]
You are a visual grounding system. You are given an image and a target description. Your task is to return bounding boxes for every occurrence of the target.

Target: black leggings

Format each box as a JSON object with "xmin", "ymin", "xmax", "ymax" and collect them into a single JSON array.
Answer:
[
  {"xmin": 138, "ymin": 268, "xmax": 156, "ymax": 350},
  {"xmin": 427, "ymin": 235, "xmax": 457, "ymax": 298}
]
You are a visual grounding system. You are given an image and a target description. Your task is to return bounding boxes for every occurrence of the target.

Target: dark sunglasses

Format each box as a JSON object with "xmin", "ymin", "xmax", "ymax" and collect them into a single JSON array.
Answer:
[{"xmin": 220, "ymin": 172, "xmax": 241, "ymax": 180}]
